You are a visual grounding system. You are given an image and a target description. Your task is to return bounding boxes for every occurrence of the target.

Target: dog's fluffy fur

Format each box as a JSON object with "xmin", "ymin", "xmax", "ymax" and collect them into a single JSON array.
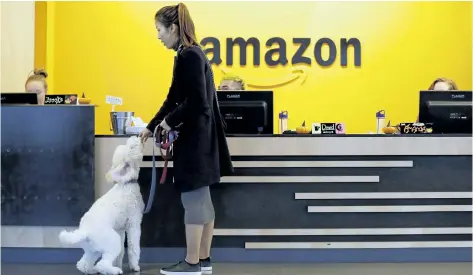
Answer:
[{"xmin": 59, "ymin": 136, "xmax": 145, "ymax": 275}]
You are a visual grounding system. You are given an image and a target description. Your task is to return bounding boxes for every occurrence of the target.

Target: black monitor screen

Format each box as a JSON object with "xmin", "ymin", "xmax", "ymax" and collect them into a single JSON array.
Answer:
[
  {"xmin": 1, "ymin": 93, "xmax": 38, "ymax": 105},
  {"xmin": 418, "ymin": 91, "xmax": 472, "ymax": 134},
  {"xmin": 217, "ymin": 90, "xmax": 274, "ymax": 134}
]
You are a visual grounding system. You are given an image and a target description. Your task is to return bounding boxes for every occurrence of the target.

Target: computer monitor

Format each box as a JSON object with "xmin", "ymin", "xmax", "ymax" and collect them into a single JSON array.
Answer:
[
  {"xmin": 1, "ymin": 93, "xmax": 38, "ymax": 105},
  {"xmin": 418, "ymin": 91, "xmax": 472, "ymax": 134},
  {"xmin": 217, "ymin": 90, "xmax": 274, "ymax": 134}
]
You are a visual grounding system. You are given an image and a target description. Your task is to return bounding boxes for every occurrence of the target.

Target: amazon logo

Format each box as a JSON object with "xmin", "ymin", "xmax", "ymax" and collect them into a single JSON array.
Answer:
[
  {"xmin": 219, "ymin": 66, "xmax": 307, "ymax": 89},
  {"xmin": 200, "ymin": 37, "xmax": 362, "ymax": 67}
]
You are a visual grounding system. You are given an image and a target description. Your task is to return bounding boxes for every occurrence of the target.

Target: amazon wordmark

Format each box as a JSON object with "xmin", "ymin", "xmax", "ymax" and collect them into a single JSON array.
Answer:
[{"xmin": 200, "ymin": 37, "xmax": 361, "ymax": 67}]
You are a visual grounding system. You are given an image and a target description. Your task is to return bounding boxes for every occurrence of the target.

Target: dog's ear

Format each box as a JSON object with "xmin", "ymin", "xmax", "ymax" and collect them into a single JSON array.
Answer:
[
  {"xmin": 106, "ymin": 163, "xmax": 128, "ymax": 183},
  {"xmin": 105, "ymin": 172, "xmax": 113, "ymax": 183},
  {"xmin": 112, "ymin": 145, "xmax": 127, "ymax": 166}
]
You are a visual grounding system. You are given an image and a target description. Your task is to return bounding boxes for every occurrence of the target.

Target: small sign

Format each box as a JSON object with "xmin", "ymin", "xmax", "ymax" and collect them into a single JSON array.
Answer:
[
  {"xmin": 311, "ymin": 123, "xmax": 322, "ymax": 134},
  {"xmin": 44, "ymin": 94, "xmax": 78, "ymax": 105},
  {"xmin": 105, "ymin": 95, "xmax": 123, "ymax": 106},
  {"xmin": 399, "ymin": 123, "xmax": 433, "ymax": 134},
  {"xmin": 321, "ymin": 123, "xmax": 336, "ymax": 134},
  {"xmin": 335, "ymin": 123, "xmax": 346, "ymax": 134}
]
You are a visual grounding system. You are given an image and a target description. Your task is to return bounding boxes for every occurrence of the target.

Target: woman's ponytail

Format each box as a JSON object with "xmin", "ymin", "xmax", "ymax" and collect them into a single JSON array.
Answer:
[{"xmin": 176, "ymin": 3, "xmax": 199, "ymax": 47}]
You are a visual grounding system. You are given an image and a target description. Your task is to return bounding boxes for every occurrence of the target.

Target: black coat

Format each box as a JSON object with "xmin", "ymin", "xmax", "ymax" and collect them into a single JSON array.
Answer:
[{"xmin": 147, "ymin": 46, "xmax": 234, "ymax": 193}]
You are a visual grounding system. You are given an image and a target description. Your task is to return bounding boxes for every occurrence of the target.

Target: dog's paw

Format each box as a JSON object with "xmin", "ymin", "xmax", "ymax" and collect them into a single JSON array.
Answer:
[
  {"xmin": 113, "ymin": 259, "xmax": 123, "ymax": 270},
  {"xmin": 76, "ymin": 260, "xmax": 97, "ymax": 274},
  {"xmin": 102, "ymin": 266, "xmax": 123, "ymax": 275},
  {"xmin": 129, "ymin": 265, "xmax": 140, "ymax": 272},
  {"xmin": 112, "ymin": 267, "xmax": 123, "ymax": 275},
  {"xmin": 95, "ymin": 262, "xmax": 123, "ymax": 275}
]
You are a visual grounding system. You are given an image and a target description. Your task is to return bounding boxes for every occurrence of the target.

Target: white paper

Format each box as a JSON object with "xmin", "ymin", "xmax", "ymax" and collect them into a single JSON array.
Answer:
[
  {"xmin": 105, "ymin": 95, "xmax": 123, "ymax": 106},
  {"xmin": 131, "ymin": 117, "xmax": 148, "ymax": 127}
]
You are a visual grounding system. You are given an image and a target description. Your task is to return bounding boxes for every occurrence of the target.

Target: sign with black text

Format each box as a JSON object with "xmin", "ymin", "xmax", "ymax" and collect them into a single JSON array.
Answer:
[
  {"xmin": 321, "ymin": 123, "xmax": 336, "ymax": 134},
  {"xmin": 399, "ymin": 123, "xmax": 433, "ymax": 134},
  {"xmin": 44, "ymin": 94, "xmax": 78, "ymax": 105}
]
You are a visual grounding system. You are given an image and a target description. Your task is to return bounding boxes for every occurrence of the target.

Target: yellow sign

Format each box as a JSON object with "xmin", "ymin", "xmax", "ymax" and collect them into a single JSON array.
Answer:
[{"xmin": 40, "ymin": 2, "xmax": 472, "ymax": 134}]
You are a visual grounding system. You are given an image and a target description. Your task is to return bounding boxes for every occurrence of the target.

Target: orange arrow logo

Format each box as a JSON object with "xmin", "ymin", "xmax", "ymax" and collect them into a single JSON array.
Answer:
[{"xmin": 219, "ymin": 66, "xmax": 308, "ymax": 89}]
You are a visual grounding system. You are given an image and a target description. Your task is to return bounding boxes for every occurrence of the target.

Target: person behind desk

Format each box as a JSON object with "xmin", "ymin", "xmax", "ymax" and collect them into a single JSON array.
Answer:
[
  {"xmin": 428, "ymin": 77, "xmax": 458, "ymax": 91},
  {"xmin": 25, "ymin": 69, "xmax": 48, "ymax": 105},
  {"xmin": 218, "ymin": 74, "xmax": 245, "ymax": 90}
]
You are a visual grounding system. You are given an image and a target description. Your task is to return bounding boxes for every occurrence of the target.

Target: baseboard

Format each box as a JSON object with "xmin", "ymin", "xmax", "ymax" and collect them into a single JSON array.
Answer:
[{"xmin": 1, "ymin": 247, "xmax": 471, "ymax": 263}]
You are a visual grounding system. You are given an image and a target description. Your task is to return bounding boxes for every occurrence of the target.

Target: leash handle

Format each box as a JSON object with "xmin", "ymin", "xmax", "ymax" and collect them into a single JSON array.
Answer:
[
  {"xmin": 143, "ymin": 126, "xmax": 177, "ymax": 214},
  {"xmin": 143, "ymin": 125, "xmax": 161, "ymax": 214}
]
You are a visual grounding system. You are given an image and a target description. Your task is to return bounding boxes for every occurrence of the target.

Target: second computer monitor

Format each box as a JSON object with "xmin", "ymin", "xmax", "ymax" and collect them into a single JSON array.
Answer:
[
  {"xmin": 217, "ymin": 90, "xmax": 274, "ymax": 134},
  {"xmin": 418, "ymin": 90, "xmax": 472, "ymax": 134}
]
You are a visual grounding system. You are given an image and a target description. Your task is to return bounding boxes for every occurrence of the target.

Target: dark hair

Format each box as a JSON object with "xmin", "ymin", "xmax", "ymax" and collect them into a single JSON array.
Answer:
[
  {"xmin": 25, "ymin": 68, "xmax": 48, "ymax": 90},
  {"xmin": 428, "ymin": 77, "xmax": 458, "ymax": 90},
  {"xmin": 155, "ymin": 3, "xmax": 199, "ymax": 48}
]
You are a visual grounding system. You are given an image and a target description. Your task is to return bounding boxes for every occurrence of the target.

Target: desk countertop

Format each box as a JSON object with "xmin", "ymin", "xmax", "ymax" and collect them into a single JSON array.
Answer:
[{"xmin": 95, "ymin": 134, "xmax": 472, "ymax": 138}]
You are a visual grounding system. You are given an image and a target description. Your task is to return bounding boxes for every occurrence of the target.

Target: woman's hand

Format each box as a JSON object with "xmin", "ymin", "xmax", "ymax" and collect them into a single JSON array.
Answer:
[
  {"xmin": 159, "ymin": 119, "xmax": 171, "ymax": 133},
  {"xmin": 139, "ymin": 128, "xmax": 152, "ymax": 143}
]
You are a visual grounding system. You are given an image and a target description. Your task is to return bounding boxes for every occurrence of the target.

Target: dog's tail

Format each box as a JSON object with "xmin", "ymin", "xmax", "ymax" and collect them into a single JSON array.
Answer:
[{"xmin": 59, "ymin": 229, "xmax": 88, "ymax": 245}]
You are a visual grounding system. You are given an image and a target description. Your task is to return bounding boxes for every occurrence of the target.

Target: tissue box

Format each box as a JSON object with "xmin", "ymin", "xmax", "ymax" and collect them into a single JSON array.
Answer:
[{"xmin": 126, "ymin": 126, "xmax": 146, "ymax": 135}]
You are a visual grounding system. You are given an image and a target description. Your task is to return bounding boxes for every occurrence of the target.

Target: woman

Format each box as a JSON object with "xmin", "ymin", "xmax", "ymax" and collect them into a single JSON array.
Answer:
[
  {"xmin": 428, "ymin": 77, "xmax": 458, "ymax": 91},
  {"xmin": 25, "ymin": 69, "xmax": 48, "ymax": 105},
  {"xmin": 139, "ymin": 3, "xmax": 233, "ymax": 275},
  {"xmin": 218, "ymin": 74, "xmax": 246, "ymax": 91}
]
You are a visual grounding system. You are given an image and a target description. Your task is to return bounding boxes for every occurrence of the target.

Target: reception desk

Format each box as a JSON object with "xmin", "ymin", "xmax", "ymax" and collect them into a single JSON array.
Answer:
[
  {"xmin": 1, "ymin": 105, "xmax": 95, "ymax": 263},
  {"xmin": 1, "ymin": 105, "xmax": 95, "ymax": 227},
  {"xmin": 2, "ymin": 129, "xmax": 472, "ymax": 263}
]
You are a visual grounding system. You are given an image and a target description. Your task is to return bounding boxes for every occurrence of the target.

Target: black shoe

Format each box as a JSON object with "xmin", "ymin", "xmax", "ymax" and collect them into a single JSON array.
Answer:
[
  {"xmin": 160, "ymin": 260, "xmax": 202, "ymax": 275},
  {"xmin": 199, "ymin": 257, "xmax": 212, "ymax": 275}
]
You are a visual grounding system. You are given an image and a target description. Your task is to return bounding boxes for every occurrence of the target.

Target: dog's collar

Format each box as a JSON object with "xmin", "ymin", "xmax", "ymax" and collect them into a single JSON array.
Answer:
[{"xmin": 115, "ymin": 179, "xmax": 138, "ymax": 185}]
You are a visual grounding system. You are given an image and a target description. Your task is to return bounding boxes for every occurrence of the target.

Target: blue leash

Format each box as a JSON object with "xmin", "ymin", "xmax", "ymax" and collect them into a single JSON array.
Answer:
[{"xmin": 143, "ymin": 126, "xmax": 177, "ymax": 214}]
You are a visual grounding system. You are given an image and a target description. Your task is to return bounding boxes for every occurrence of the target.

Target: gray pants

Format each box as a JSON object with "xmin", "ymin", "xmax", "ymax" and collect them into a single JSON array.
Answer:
[{"xmin": 181, "ymin": 186, "xmax": 215, "ymax": 225}]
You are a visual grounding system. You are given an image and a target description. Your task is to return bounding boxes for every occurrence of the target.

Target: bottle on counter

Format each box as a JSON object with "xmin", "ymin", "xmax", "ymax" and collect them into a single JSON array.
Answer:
[
  {"xmin": 376, "ymin": 110, "xmax": 386, "ymax": 134},
  {"xmin": 278, "ymin": 110, "xmax": 288, "ymax": 134}
]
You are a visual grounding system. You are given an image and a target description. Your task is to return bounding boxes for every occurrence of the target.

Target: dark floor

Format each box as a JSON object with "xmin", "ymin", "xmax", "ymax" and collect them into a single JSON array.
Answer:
[{"xmin": 1, "ymin": 263, "xmax": 472, "ymax": 275}]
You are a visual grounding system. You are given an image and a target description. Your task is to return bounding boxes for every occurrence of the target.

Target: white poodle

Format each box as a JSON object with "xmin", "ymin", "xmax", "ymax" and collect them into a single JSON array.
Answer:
[{"xmin": 59, "ymin": 136, "xmax": 145, "ymax": 275}]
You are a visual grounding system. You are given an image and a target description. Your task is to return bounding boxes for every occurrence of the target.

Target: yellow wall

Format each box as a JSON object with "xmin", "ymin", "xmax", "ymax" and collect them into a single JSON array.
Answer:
[
  {"xmin": 42, "ymin": 2, "xmax": 472, "ymax": 134},
  {"xmin": 34, "ymin": 1, "xmax": 47, "ymax": 69}
]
